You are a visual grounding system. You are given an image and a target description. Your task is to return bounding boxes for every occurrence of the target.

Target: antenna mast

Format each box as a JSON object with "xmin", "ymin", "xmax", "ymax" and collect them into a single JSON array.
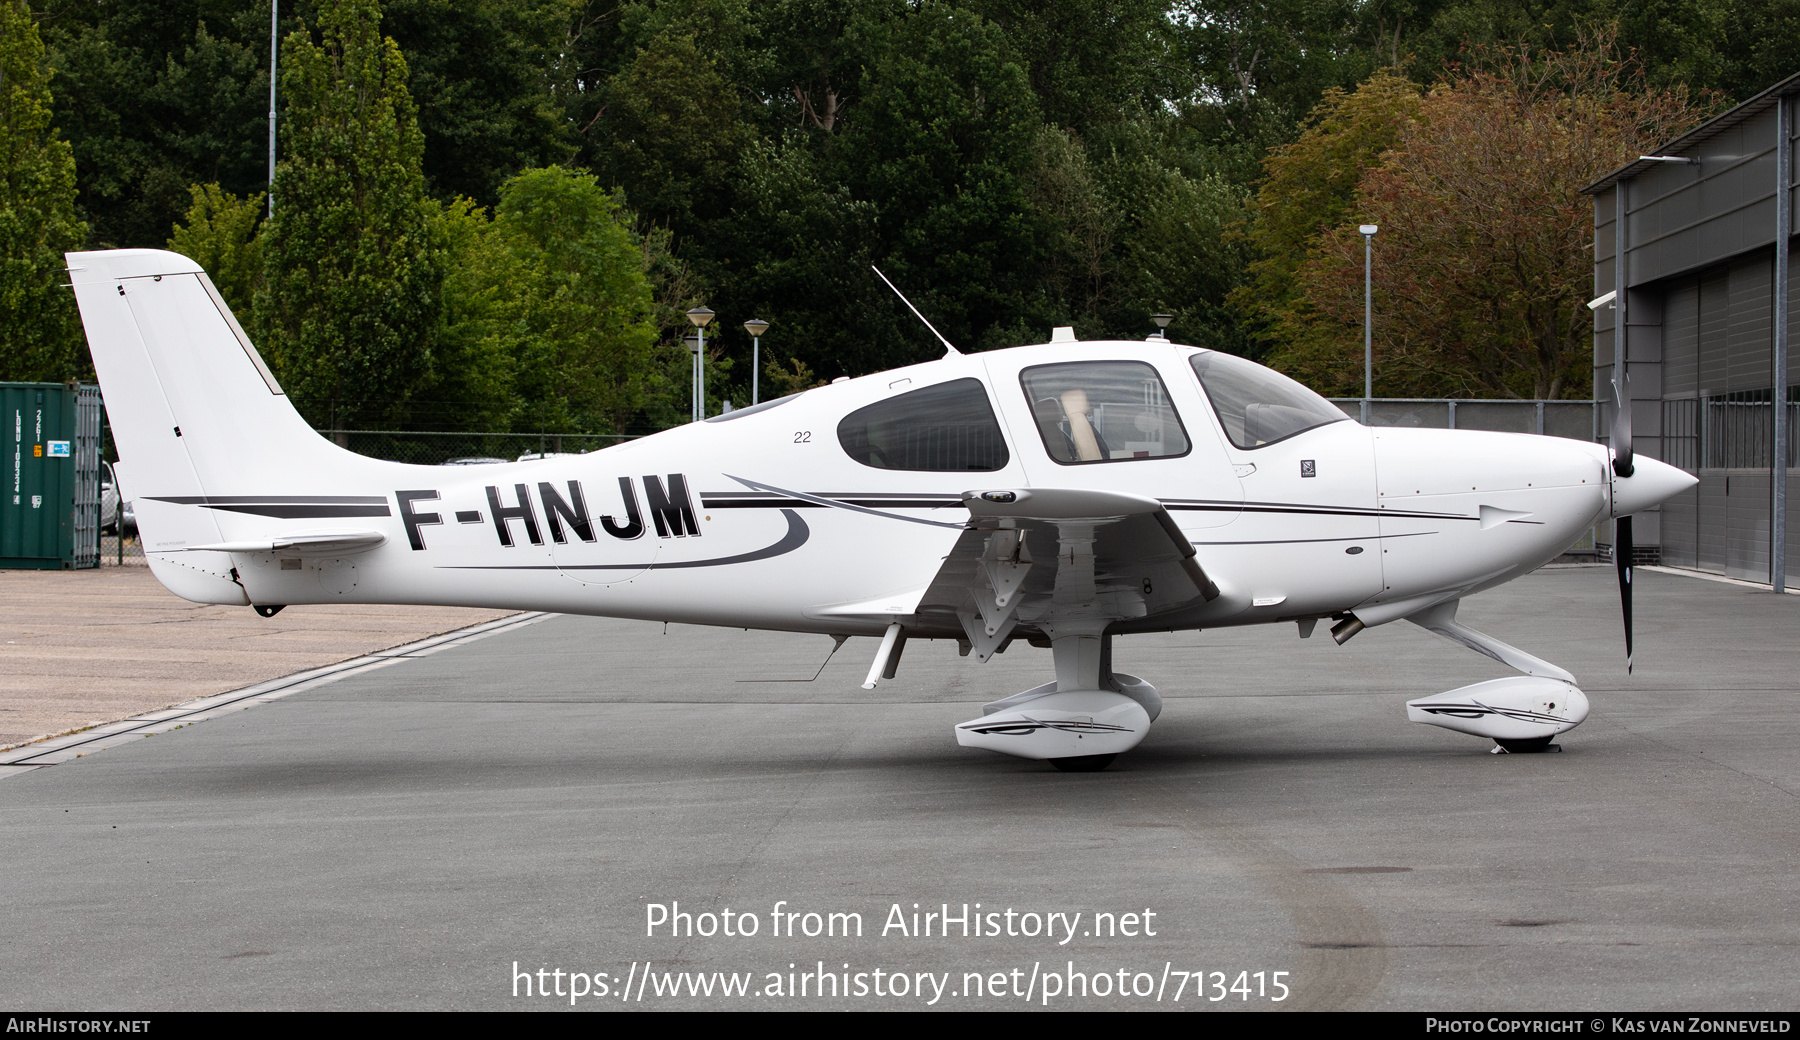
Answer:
[{"xmin": 871, "ymin": 266, "xmax": 961, "ymax": 356}]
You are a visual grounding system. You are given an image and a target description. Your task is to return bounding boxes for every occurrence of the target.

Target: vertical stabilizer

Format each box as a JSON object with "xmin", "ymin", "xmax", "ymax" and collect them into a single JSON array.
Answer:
[{"xmin": 66, "ymin": 249, "xmax": 362, "ymax": 603}]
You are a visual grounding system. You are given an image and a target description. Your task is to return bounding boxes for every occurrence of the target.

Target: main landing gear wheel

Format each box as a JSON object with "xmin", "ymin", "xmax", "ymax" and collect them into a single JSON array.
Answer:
[
  {"xmin": 1493, "ymin": 737, "xmax": 1558, "ymax": 754},
  {"xmin": 1050, "ymin": 754, "xmax": 1117, "ymax": 773}
]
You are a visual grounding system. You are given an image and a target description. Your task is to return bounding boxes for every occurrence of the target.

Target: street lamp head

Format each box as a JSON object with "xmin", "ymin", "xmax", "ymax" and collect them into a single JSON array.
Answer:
[
  {"xmin": 683, "ymin": 333, "xmax": 701, "ymax": 355},
  {"xmin": 685, "ymin": 306, "xmax": 716, "ymax": 328},
  {"xmin": 743, "ymin": 318, "xmax": 770, "ymax": 337},
  {"xmin": 1359, "ymin": 224, "xmax": 1378, "ymax": 236}
]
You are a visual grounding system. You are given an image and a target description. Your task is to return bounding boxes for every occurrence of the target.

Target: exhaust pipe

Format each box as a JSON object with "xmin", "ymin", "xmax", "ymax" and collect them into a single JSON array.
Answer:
[{"xmin": 1331, "ymin": 614, "xmax": 1365, "ymax": 645}]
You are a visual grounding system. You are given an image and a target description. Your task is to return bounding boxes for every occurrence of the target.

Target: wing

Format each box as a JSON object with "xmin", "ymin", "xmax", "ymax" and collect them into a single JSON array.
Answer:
[{"xmin": 913, "ymin": 488, "xmax": 1220, "ymax": 661}]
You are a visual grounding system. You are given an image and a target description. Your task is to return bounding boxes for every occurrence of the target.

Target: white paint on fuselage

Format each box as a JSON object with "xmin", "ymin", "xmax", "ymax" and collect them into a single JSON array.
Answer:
[{"xmin": 206, "ymin": 343, "xmax": 1611, "ymax": 643}]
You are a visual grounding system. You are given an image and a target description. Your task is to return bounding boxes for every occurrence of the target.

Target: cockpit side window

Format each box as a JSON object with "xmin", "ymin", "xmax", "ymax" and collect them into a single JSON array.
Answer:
[
  {"xmin": 1189, "ymin": 351, "xmax": 1348, "ymax": 449},
  {"xmin": 837, "ymin": 377, "xmax": 1010, "ymax": 471},
  {"xmin": 1018, "ymin": 361, "xmax": 1190, "ymax": 464}
]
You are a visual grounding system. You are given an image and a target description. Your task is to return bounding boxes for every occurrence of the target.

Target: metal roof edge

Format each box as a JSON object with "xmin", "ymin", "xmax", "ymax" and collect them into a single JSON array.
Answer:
[{"xmin": 1581, "ymin": 68, "xmax": 1800, "ymax": 195}]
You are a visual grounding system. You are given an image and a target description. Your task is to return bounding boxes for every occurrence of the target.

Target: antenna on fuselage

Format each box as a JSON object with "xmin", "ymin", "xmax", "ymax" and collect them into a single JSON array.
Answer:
[{"xmin": 871, "ymin": 265, "xmax": 961, "ymax": 357}]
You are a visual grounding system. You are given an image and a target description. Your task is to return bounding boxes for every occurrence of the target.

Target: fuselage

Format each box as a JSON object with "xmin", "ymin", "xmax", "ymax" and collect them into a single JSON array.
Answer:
[{"xmin": 148, "ymin": 339, "xmax": 1614, "ymax": 640}]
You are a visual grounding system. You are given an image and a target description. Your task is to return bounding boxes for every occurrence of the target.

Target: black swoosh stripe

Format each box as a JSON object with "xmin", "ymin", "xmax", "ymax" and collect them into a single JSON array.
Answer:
[
  {"xmin": 723, "ymin": 476, "xmax": 967, "ymax": 529},
  {"xmin": 1416, "ymin": 703, "xmax": 1565, "ymax": 724},
  {"xmin": 702, "ymin": 491, "xmax": 1481, "ymax": 524},
  {"xmin": 439, "ymin": 508, "xmax": 809, "ymax": 572},
  {"xmin": 1165, "ymin": 498, "xmax": 1475, "ymax": 521},
  {"xmin": 704, "ymin": 498, "xmax": 963, "ymax": 510},
  {"xmin": 1191, "ymin": 531, "xmax": 1438, "ymax": 545},
  {"xmin": 145, "ymin": 495, "xmax": 392, "ymax": 518}
]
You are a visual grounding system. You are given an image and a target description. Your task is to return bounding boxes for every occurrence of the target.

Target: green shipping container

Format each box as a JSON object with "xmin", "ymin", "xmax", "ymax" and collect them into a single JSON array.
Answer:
[{"xmin": 2, "ymin": 382, "xmax": 102, "ymax": 569}]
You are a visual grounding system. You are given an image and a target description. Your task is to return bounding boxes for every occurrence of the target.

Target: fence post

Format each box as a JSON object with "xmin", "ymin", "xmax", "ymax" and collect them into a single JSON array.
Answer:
[
  {"xmin": 1537, "ymin": 401, "xmax": 1545, "ymax": 436},
  {"xmin": 1447, "ymin": 400, "xmax": 1456, "ymax": 430}
]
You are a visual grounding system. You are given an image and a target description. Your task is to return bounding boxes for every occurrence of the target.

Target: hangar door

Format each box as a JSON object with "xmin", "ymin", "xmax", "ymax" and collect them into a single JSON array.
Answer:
[{"xmin": 1657, "ymin": 252, "xmax": 1799, "ymax": 586}]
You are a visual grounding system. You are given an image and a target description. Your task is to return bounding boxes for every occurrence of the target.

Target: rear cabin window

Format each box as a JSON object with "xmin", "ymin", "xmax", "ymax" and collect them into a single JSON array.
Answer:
[
  {"xmin": 837, "ymin": 378, "xmax": 1010, "ymax": 471},
  {"xmin": 1020, "ymin": 361, "xmax": 1190, "ymax": 464}
]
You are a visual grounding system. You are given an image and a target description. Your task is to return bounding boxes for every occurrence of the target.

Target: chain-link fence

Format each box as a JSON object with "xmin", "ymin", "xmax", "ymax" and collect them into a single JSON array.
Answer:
[
  {"xmin": 319, "ymin": 430, "xmax": 637, "ymax": 466},
  {"xmin": 1328, "ymin": 398, "xmax": 1597, "ymax": 439},
  {"xmin": 100, "ymin": 529, "xmax": 145, "ymax": 565}
]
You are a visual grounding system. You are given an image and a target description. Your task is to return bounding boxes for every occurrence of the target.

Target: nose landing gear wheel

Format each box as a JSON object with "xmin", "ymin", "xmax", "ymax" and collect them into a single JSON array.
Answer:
[
  {"xmin": 1050, "ymin": 754, "xmax": 1117, "ymax": 772},
  {"xmin": 1493, "ymin": 736, "xmax": 1557, "ymax": 754}
]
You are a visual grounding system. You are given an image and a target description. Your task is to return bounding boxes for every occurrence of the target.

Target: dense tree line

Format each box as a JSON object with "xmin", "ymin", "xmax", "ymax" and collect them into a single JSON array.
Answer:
[{"xmin": 0, "ymin": 0, "xmax": 1783, "ymax": 431}]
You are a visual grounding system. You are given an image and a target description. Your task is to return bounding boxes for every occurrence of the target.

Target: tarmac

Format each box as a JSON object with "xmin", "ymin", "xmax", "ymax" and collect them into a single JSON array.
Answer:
[
  {"xmin": 0, "ymin": 566, "xmax": 513, "ymax": 750},
  {"xmin": 0, "ymin": 564, "xmax": 1796, "ymax": 1011}
]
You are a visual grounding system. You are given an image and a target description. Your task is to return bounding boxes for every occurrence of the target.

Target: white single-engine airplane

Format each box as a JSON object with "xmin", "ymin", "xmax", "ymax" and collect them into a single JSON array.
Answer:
[{"xmin": 68, "ymin": 249, "xmax": 1695, "ymax": 770}]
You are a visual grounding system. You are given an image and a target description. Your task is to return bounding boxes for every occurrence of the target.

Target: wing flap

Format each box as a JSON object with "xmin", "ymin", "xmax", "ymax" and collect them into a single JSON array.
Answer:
[{"xmin": 910, "ymin": 488, "xmax": 1220, "ymax": 659}]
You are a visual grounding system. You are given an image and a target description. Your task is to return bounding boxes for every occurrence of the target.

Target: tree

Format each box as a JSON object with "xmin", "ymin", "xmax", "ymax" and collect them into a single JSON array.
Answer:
[
  {"xmin": 593, "ymin": 29, "xmax": 750, "ymax": 234},
  {"xmin": 38, "ymin": 2, "xmax": 275, "ymax": 250},
  {"xmin": 256, "ymin": 0, "xmax": 444, "ymax": 431},
  {"xmin": 166, "ymin": 183, "xmax": 263, "ymax": 318},
  {"xmin": 1262, "ymin": 35, "xmax": 1713, "ymax": 399},
  {"xmin": 0, "ymin": 0, "xmax": 86, "ymax": 382},
  {"xmin": 839, "ymin": 2, "xmax": 1044, "ymax": 354},
  {"xmin": 1025, "ymin": 127, "xmax": 1117, "ymax": 326},
  {"xmin": 490, "ymin": 167, "xmax": 658, "ymax": 434},
  {"xmin": 378, "ymin": 0, "xmax": 577, "ymax": 206},
  {"xmin": 963, "ymin": 0, "xmax": 1166, "ymax": 136},
  {"xmin": 704, "ymin": 134, "xmax": 887, "ymax": 388},
  {"xmin": 1104, "ymin": 150, "xmax": 1254, "ymax": 352},
  {"xmin": 1230, "ymin": 69, "xmax": 1423, "ymax": 355},
  {"xmin": 419, "ymin": 195, "xmax": 523, "ymax": 432},
  {"xmin": 1162, "ymin": 0, "xmax": 1378, "ymax": 138}
]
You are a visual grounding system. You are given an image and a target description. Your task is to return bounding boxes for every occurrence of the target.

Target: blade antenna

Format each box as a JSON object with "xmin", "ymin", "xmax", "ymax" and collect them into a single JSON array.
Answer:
[{"xmin": 872, "ymin": 265, "xmax": 961, "ymax": 357}]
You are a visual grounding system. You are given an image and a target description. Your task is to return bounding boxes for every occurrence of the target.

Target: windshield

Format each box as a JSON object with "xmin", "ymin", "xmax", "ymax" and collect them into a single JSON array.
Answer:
[{"xmin": 1189, "ymin": 351, "xmax": 1347, "ymax": 449}]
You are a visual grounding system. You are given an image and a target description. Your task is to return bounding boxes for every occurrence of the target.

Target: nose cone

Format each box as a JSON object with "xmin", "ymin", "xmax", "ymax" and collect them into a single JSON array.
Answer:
[{"xmin": 1612, "ymin": 455, "xmax": 1698, "ymax": 517}]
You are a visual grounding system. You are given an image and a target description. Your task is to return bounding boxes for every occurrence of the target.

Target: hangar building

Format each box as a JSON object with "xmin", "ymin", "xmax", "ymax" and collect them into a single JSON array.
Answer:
[{"xmin": 1584, "ymin": 72, "xmax": 1798, "ymax": 591}]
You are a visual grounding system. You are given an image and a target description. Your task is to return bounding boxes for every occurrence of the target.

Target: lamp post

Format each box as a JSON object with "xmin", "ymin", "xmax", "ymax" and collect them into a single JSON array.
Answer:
[
  {"xmin": 1150, "ymin": 314, "xmax": 1173, "ymax": 340},
  {"xmin": 743, "ymin": 319, "xmax": 770, "ymax": 405},
  {"xmin": 686, "ymin": 307, "xmax": 715, "ymax": 421},
  {"xmin": 268, "ymin": 1, "xmax": 278, "ymax": 217},
  {"xmin": 682, "ymin": 334, "xmax": 701, "ymax": 422},
  {"xmin": 1359, "ymin": 224, "xmax": 1378, "ymax": 424}
]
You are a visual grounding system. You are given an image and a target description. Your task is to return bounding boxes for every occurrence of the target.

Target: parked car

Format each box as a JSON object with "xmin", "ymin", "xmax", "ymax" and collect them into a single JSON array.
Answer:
[
  {"xmin": 100, "ymin": 465, "xmax": 136, "ymax": 535},
  {"xmin": 439, "ymin": 457, "xmax": 509, "ymax": 466}
]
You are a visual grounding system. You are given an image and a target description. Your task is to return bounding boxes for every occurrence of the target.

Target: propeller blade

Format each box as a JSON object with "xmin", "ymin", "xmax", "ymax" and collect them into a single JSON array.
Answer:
[
  {"xmin": 1612, "ymin": 308, "xmax": 1634, "ymax": 670},
  {"xmin": 1612, "ymin": 371, "xmax": 1634, "ymax": 478},
  {"xmin": 1615, "ymin": 513, "xmax": 1634, "ymax": 674}
]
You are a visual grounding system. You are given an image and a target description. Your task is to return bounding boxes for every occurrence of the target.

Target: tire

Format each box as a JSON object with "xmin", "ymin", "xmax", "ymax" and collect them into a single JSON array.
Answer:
[
  {"xmin": 1494, "ymin": 736, "xmax": 1556, "ymax": 754},
  {"xmin": 1050, "ymin": 754, "xmax": 1117, "ymax": 773}
]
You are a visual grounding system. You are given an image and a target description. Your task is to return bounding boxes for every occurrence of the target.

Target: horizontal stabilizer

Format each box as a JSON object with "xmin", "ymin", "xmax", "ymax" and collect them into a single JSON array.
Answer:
[{"xmin": 180, "ymin": 530, "xmax": 387, "ymax": 557}]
